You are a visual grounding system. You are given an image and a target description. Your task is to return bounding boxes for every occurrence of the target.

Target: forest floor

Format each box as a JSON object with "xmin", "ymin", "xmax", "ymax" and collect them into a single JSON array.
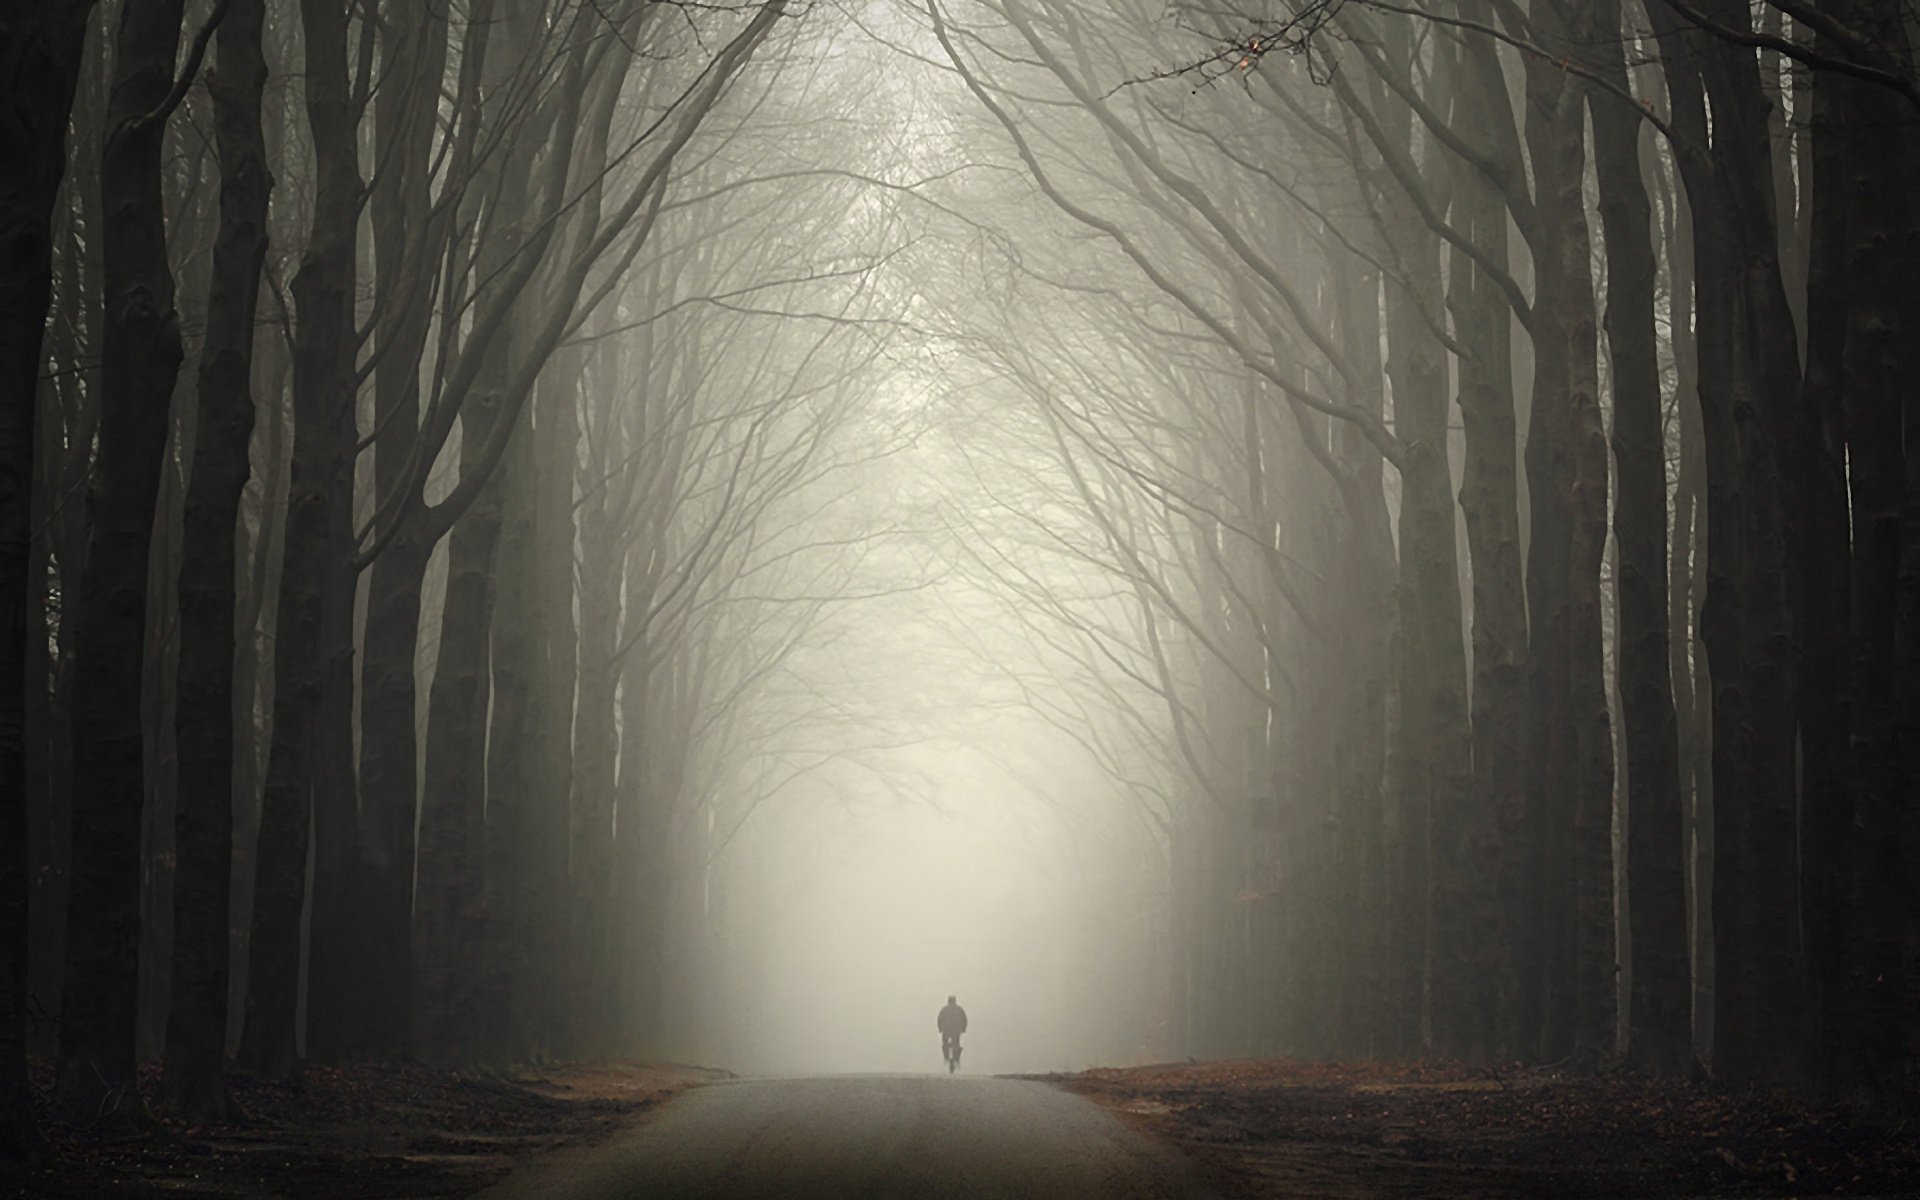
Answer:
[
  {"xmin": 1038, "ymin": 1059, "xmax": 1920, "ymax": 1198},
  {"xmin": 0, "ymin": 1060, "xmax": 728, "ymax": 1198}
]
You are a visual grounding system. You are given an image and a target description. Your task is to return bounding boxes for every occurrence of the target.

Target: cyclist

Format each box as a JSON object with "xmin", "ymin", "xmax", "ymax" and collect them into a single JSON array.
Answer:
[{"xmin": 937, "ymin": 995, "xmax": 968, "ymax": 1071}]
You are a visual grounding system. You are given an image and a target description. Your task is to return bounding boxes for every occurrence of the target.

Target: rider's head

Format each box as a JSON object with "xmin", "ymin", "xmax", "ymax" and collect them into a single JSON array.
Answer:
[{"xmin": 948, "ymin": 995, "xmax": 956, "ymax": 1005}]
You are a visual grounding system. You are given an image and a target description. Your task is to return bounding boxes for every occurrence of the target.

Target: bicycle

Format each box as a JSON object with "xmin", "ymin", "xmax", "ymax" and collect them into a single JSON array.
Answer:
[{"xmin": 942, "ymin": 1033, "xmax": 962, "ymax": 1074}]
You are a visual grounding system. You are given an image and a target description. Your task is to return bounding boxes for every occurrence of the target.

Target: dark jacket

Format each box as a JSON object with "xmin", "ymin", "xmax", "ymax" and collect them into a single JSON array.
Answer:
[{"xmin": 937, "ymin": 1002, "xmax": 968, "ymax": 1036}]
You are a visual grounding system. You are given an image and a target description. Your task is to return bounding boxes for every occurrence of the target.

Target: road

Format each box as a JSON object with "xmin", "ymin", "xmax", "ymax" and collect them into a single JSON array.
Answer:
[{"xmin": 475, "ymin": 1074, "xmax": 1224, "ymax": 1199}]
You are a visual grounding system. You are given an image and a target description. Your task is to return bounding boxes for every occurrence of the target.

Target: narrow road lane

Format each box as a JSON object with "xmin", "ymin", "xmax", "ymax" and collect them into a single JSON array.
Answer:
[{"xmin": 477, "ymin": 1075, "xmax": 1223, "ymax": 1199}]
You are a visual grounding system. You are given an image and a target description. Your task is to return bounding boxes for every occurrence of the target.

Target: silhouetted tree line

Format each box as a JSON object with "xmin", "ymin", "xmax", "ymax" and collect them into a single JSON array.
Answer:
[
  {"xmin": 4, "ymin": 0, "xmax": 1918, "ymax": 1166},
  {"xmin": 930, "ymin": 0, "xmax": 1918, "ymax": 1091},
  {"xmin": 1, "ymin": 0, "xmax": 807, "ymax": 1153}
]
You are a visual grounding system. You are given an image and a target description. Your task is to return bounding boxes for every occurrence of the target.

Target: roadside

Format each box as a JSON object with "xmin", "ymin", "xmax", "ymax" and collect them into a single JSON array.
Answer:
[
  {"xmin": 1034, "ymin": 1059, "xmax": 1920, "ymax": 1198},
  {"xmin": 0, "ymin": 1061, "xmax": 727, "ymax": 1199}
]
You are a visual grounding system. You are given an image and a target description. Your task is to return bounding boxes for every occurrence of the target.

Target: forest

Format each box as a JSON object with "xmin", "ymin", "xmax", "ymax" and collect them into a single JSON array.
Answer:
[{"xmin": 2, "ymin": 0, "xmax": 1918, "ymax": 1180}]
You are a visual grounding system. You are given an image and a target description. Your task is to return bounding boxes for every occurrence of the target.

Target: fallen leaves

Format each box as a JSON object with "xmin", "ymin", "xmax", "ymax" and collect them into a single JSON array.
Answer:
[{"xmin": 1036, "ymin": 1058, "xmax": 1920, "ymax": 1198}]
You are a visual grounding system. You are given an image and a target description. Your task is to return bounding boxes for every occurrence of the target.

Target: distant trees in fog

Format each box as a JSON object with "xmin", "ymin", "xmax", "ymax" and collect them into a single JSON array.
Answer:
[
  {"xmin": 4, "ymin": 0, "xmax": 1919, "ymax": 1161},
  {"xmin": 926, "ymin": 0, "xmax": 1920, "ymax": 1090},
  {"xmin": 1, "ymin": 0, "xmax": 912, "ymax": 1149}
]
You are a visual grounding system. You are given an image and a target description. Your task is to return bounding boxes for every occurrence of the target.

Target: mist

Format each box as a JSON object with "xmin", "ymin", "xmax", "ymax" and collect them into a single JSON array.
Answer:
[{"xmin": 6, "ymin": 0, "xmax": 1920, "ymax": 1182}]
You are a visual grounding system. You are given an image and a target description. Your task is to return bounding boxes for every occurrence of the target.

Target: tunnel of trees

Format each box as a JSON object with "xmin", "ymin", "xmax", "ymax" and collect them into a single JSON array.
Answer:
[{"xmin": 3, "ymin": 0, "xmax": 1919, "ymax": 1155}]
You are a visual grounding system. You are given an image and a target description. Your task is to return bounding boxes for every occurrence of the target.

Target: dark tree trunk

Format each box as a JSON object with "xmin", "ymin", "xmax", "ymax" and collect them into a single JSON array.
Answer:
[
  {"xmin": 570, "ymin": 533, "xmax": 623, "ymax": 1059},
  {"xmin": 521, "ymin": 364, "xmax": 579, "ymax": 1060},
  {"xmin": 227, "ymin": 332, "xmax": 288, "ymax": 1056},
  {"xmin": 1659, "ymin": 165, "xmax": 1713, "ymax": 1062},
  {"xmin": 53, "ymin": 0, "xmax": 192, "ymax": 1129},
  {"xmin": 290, "ymin": 0, "xmax": 369, "ymax": 1064},
  {"xmin": 238, "ymin": 0, "xmax": 359, "ymax": 1077},
  {"xmin": 1654, "ymin": 0, "xmax": 1806, "ymax": 1084},
  {"xmin": 1578, "ymin": 0, "xmax": 1688, "ymax": 1075},
  {"xmin": 1518, "ymin": 19, "xmax": 1616, "ymax": 1067},
  {"xmin": 1796, "ymin": 27, "xmax": 1857, "ymax": 1088},
  {"xmin": 1828, "ymin": 0, "xmax": 1920, "ymax": 1089},
  {"xmin": 1784, "ymin": 44, "xmax": 1856, "ymax": 1093},
  {"xmin": 1351, "ymin": 31, "xmax": 1477, "ymax": 1066},
  {"xmin": 1326, "ymin": 246, "xmax": 1395, "ymax": 1061},
  {"xmin": 411, "ymin": 2, "xmax": 546, "ymax": 1061},
  {"xmin": 28, "ymin": 144, "xmax": 99, "ymax": 1057},
  {"xmin": 1442, "ymin": 22, "xmax": 1531, "ymax": 1064},
  {"xmin": 1382, "ymin": 192, "xmax": 1472, "ymax": 1065},
  {"xmin": 347, "ymin": 0, "xmax": 449, "ymax": 1068},
  {"xmin": 413, "ymin": 391, "xmax": 508, "ymax": 1068},
  {"xmin": 570, "ymin": 353, "xmax": 625, "ymax": 1059},
  {"xmin": 0, "ymin": 0, "xmax": 100, "ymax": 1158},
  {"xmin": 162, "ymin": 0, "xmax": 269, "ymax": 1120},
  {"xmin": 481, "ymin": 396, "xmax": 538, "ymax": 1064}
]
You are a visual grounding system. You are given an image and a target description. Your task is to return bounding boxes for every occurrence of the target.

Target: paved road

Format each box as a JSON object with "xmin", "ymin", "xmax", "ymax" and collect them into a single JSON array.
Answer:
[{"xmin": 476, "ymin": 1074, "xmax": 1222, "ymax": 1199}]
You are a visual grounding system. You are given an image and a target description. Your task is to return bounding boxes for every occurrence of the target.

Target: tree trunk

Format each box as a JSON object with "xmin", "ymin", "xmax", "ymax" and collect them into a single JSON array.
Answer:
[
  {"xmin": 1830, "ymin": 0, "xmax": 1920, "ymax": 1089},
  {"xmin": 54, "ymin": 0, "xmax": 192, "ymax": 1129},
  {"xmin": 1579, "ymin": 0, "xmax": 1687, "ymax": 1074},
  {"xmin": 1328, "ymin": 250, "xmax": 1395, "ymax": 1060},
  {"xmin": 161, "ymin": 0, "xmax": 269, "ymax": 1119},
  {"xmin": 570, "ymin": 355, "xmax": 624, "ymax": 1059},
  {"xmin": 345, "ymin": 0, "xmax": 449, "ymax": 1067},
  {"xmin": 413, "ymin": 392, "xmax": 509, "ymax": 1068},
  {"xmin": 1660, "ymin": 157, "xmax": 1713, "ymax": 1063},
  {"xmin": 1442, "ymin": 18, "xmax": 1531, "ymax": 1063},
  {"xmin": 1382, "ymin": 183, "xmax": 1472, "ymax": 1063},
  {"xmin": 1654, "ymin": 1, "xmax": 1806, "ymax": 1084},
  {"xmin": 1518, "ymin": 17, "xmax": 1616, "ymax": 1066},
  {"xmin": 521, "ymin": 363, "xmax": 579, "ymax": 1060},
  {"xmin": 482, "ymin": 393, "xmax": 539, "ymax": 1064},
  {"xmin": 227, "ymin": 331, "xmax": 289, "ymax": 1056},
  {"xmin": 238, "ymin": 0, "xmax": 359, "ymax": 1077},
  {"xmin": 0, "ymin": 0, "xmax": 101, "ymax": 1158},
  {"xmin": 1368, "ymin": 42, "xmax": 1478, "ymax": 1067},
  {"xmin": 1797, "ymin": 25, "xmax": 1858, "ymax": 1082}
]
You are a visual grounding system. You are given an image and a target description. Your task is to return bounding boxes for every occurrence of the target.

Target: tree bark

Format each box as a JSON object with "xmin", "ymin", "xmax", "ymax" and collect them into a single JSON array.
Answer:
[
  {"xmin": 413, "ymin": 390, "xmax": 508, "ymax": 1067},
  {"xmin": 227, "ymin": 328, "xmax": 288, "ymax": 1056},
  {"xmin": 1365, "ymin": 34, "xmax": 1478, "ymax": 1067},
  {"xmin": 1381, "ymin": 169, "xmax": 1472, "ymax": 1064},
  {"xmin": 54, "ymin": 0, "xmax": 193, "ymax": 1129},
  {"xmin": 162, "ymin": 0, "xmax": 269, "ymax": 1119},
  {"xmin": 1578, "ymin": 0, "xmax": 1688, "ymax": 1075},
  {"xmin": 1519, "ymin": 13, "xmax": 1615, "ymax": 1066},
  {"xmin": 0, "ymin": 0, "xmax": 101, "ymax": 1158},
  {"xmin": 1827, "ymin": 0, "xmax": 1920, "ymax": 1089},
  {"xmin": 1654, "ymin": 0, "xmax": 1806, "ymax": 1084},
  {"xmin": 482, "ymin": 392, "xmax": 539, "ymax": 1064},
  {"xmin": 1794, "ymin": 20, "xmax": 1856, "ymax": 1088},
  {"xmin": 569, "ymin": 340, "xmax": 626, "ymax": 1060},
  {"xmin": 345, "ymin": 0, "xmax": 450, "ymax": 1067},
  {"xmin": 522, "ymin": 361, "xmax": 579, "ymax": 1060},
  {"xmin": 1441, "ymin": 15, "xmax": 1531, "ymax": 1063},
  {"xmin": 238, "ymin": 0, "xmax": 359, "ymax": 1076},
  {"xmin": 1327, "ymin": 248, "xmax": 1394, "ymax": 1060}
]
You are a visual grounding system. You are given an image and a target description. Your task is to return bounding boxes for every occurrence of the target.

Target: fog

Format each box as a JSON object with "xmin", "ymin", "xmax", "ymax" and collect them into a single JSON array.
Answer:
[
  {"xmin": 733, "ymin": 784, "xmax": 1123, "ymax": 1075},
  {"xmin": 13, "ymin": 0, "xmax": 1916, "ymax": 1152},
  {"xmin": 673, "ymin": 431, "xmax": 1172, "ymax": 1076}
]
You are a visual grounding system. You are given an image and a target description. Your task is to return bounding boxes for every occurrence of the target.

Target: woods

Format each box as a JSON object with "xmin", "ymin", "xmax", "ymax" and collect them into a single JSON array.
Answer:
[
  {"xmin": 920, "ymin": 0, "xmax": 1920, "ymax": 1084},
  {"xmin": 2, "ymin": 0, "xmax": 1918, "ymax": 1167}
]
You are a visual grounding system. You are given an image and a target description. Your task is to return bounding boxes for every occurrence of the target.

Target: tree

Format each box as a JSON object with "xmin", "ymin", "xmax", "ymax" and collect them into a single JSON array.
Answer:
[
  {"xmin": 0, "ymin": 0, "xmax": 102, "ymax": 1157},
  {"xmin": 55, "ymin": 0, "xmax": 214, "ymax": 1128},
  {"xmin": 162, "ymin": 0, "xmax": 270, "ymax": 1120}
]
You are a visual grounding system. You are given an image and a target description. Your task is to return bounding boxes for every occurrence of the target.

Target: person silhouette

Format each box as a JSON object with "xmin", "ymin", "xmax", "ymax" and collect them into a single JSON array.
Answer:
[{"xmin": 937, "ymin": 994, "xmax": 968, "ymax": 1070}]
